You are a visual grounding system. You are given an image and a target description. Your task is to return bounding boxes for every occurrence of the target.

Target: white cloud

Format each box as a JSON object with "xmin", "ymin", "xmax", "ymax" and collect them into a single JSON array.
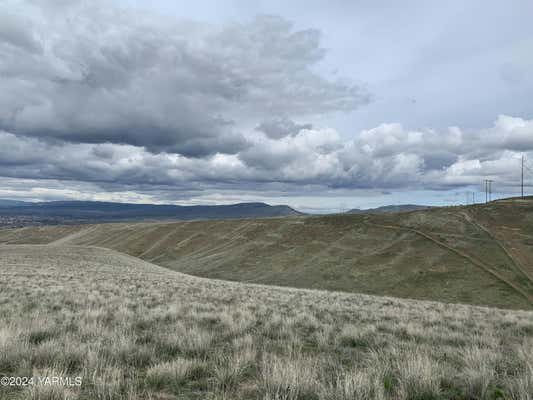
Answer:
[{"xmin": 0, "ymin": 115, "xmax": 532, "ymax": 199}]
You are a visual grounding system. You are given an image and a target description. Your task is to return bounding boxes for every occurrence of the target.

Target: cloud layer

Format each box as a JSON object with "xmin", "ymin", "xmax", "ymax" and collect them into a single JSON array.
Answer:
[
  {"xmin": 1, "ymin": 1, "xmax": 532, "ymax": 206},
  {"xmin": 0, "ymin": 1, "xmax": 367, "ymax": 156},
  {"xmin": 0, "ymin": 115, "xmax": 531, "ymax": 197}
]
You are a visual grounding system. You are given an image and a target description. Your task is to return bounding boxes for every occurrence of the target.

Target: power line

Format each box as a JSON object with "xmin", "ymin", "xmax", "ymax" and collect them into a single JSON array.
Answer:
[
  {"xmin": 465, "ymin": 191, "xmax": 476, "ymax": 206},
  {"xmin": 522, "ymin": 155, "xmax": 533, "ymax": 198}
]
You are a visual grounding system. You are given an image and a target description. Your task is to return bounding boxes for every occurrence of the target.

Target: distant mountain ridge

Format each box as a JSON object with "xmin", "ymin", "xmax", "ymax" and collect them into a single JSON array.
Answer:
[
  {"xmin": 0, "ymin": 200, "xmax": 302, "ymax": 224},
  {"xmin": 0, "ymin": 199, "xmax": 31, "ymax": 207},
  {"xmin": 347, "ymin": 204, "xmax": 431, "ymax": 214}
]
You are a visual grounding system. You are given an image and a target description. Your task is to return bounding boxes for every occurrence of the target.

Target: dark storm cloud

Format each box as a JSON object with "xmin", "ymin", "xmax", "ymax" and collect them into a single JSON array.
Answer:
[{"xmin": 0, "ymin": 2, "xmax": 368, "ymax": 156}]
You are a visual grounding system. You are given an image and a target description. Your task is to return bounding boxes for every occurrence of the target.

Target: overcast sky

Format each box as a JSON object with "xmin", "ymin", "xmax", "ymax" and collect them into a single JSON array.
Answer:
[{"xmin": 1, "ymin": 0, "xmax": 532, "ymax": 212}]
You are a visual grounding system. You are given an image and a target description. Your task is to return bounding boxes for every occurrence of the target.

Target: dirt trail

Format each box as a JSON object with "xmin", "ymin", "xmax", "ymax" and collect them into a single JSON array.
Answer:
[
  {"xmin": 137, "ymin": 223, "xmax": 192, "ymax": 259},
  {"xmin": 460, "ymin": 211, "xmax": 533, "ymax": 286},
  {"xmin": 365, "ymin": 221, "xmax": 533, "ymax": 305},
  {"xmin": 182, "ymin": 221, "xmax": 257, "ymax": 260},
  {"xmin": 48, "ymin": 226, "xmax": 98, "ymax": 246}
]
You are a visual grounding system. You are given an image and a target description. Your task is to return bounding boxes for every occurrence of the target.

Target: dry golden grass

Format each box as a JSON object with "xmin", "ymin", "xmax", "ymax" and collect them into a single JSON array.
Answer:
[{"xmin": 0, "ymin": 244, "xmax": 533, "ymax": 399}]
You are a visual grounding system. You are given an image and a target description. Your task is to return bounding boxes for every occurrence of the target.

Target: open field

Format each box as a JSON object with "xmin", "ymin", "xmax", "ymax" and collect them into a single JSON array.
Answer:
[
  {"xmin": 0, "ymin": 244, "xmax": 533, "ymax": 399},
  {"xmin": 2, "ymin": 198, "xmax": 533, "ymax": 309}
]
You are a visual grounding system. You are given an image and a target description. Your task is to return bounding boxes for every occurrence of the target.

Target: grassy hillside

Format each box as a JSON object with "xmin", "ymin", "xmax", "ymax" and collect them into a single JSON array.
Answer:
[
  {"xmin": 1, "ymin": 198, "xmax": 532, "ymax": 309},
  {"xmin": 1, "ymin": 245, "xmax": 532, "ymax": 399}
]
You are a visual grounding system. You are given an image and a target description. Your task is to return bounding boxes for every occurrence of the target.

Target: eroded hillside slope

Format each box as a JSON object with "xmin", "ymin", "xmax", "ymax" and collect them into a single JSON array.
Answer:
[{"xmin": 1, "ymin": 198, "xmax": 532, "ymax": 309}]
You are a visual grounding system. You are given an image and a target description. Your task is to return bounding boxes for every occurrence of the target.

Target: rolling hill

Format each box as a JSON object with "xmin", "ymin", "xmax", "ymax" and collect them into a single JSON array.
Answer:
[{"xmin": 1, "ymin": 198, "xmax": 532, "ymax": 310}]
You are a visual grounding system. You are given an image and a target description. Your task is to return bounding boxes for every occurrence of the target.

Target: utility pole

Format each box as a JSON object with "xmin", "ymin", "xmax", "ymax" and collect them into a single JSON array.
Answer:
[
  {"xmin": 522, "ymin": 154, "xmax": 525, "ymax": 199},
  {"xmin": 472, "ymin": 192, "xmax": 475, "ymax": 204},
  {"xmin": 484, "ymin": 179, "xmax": 494, "ymax": 203}
]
